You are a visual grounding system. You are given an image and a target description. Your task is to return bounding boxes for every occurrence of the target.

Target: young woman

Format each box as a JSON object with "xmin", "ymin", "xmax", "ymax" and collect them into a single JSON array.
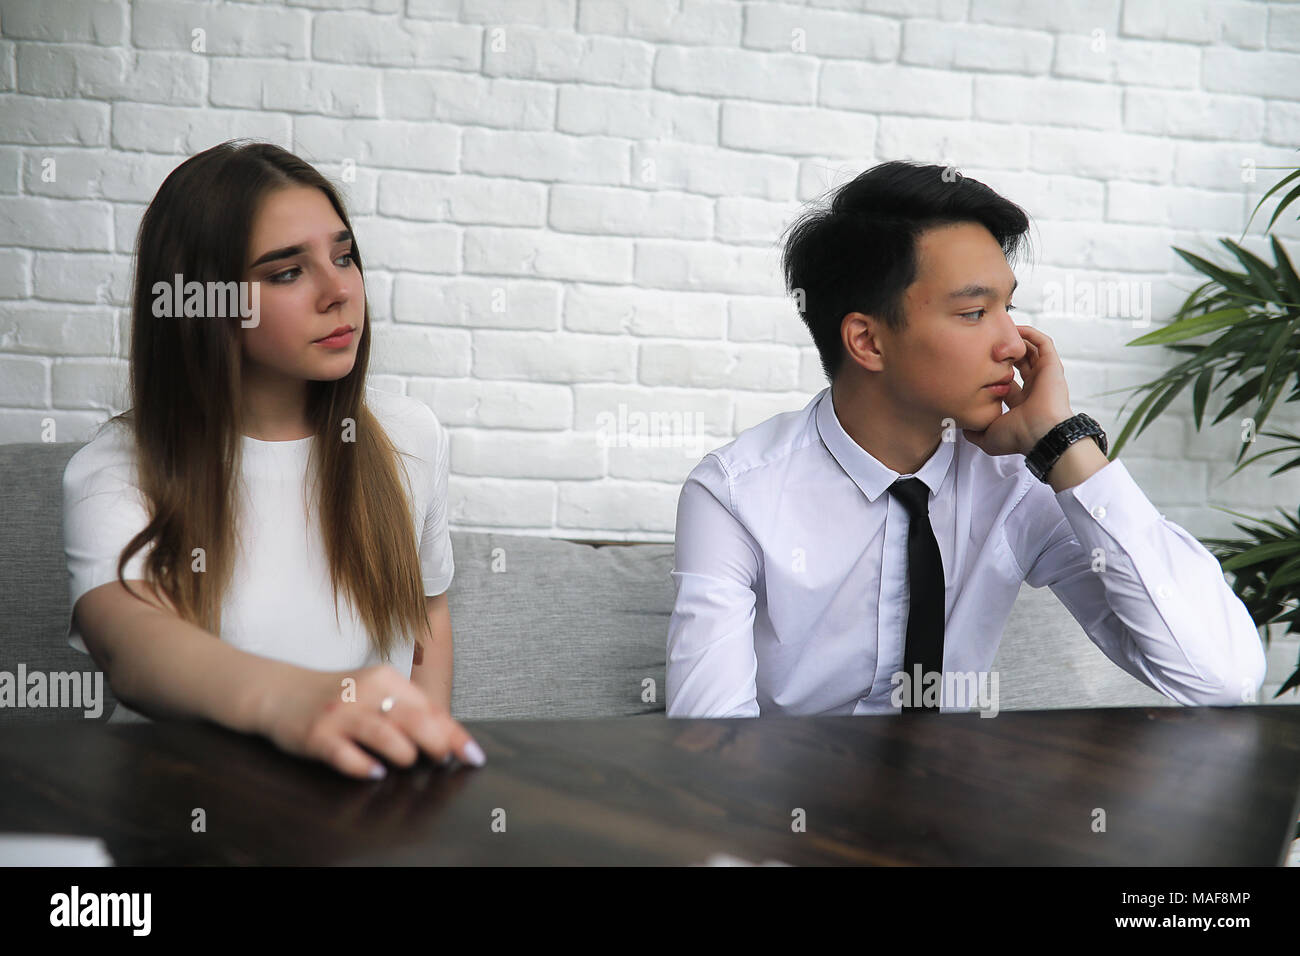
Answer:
[{"xmin": 62, "ymin": 140, "xmax": 485, "ymax": 779}]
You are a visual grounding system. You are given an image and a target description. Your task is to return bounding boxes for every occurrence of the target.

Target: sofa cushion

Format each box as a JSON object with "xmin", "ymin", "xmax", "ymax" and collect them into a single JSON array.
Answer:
[
  {"xmin": 445, "ymin": 532, "xmax": 673, "ymax": 719},
  {"xmin": 0, "ymin": 441, "xmax": 121, "ymax": 723},
  {"xmin": 992, "ymin": 582, "xmax": 1174, "ymax": 710}
]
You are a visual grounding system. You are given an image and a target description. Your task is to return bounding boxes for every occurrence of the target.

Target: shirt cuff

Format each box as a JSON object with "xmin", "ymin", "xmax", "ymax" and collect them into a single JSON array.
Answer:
[
  {"xmin": 1053, "ymin": 458, "xmax": 1163, "ymax": 535},
  {"xmin": 1052, "ymin": 457, "xmax": 1188, "ymax": 626}
]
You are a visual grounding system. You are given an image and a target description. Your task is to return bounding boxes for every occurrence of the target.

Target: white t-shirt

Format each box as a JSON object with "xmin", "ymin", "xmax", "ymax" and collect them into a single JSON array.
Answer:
[{"xmin": 62, "ymin": 386, "xmax": 454, "ymax": 681}]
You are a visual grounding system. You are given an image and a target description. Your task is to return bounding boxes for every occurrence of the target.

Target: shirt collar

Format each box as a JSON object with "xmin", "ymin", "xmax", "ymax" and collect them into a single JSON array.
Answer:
[{"xmin": 814, "ymin": 386, "xmax": 956, "ymax": 503}]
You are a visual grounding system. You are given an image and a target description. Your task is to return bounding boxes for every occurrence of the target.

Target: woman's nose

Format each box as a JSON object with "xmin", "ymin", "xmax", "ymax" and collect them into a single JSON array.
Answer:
[{"xmin": 321, "ymin": 269, "xmax": 350, "ymax": 306}]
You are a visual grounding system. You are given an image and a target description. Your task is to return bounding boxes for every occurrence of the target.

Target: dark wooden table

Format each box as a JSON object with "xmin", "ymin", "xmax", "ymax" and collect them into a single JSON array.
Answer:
[{"xmin": 2, "ymin": 706, "xmax": 1299, "ymax": 865}]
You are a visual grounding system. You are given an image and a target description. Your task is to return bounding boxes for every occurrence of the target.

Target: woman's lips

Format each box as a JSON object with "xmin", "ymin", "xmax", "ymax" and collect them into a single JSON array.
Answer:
[{"xmin": 314, "ymin": 329, "xmax": 354, "ymax": 348}]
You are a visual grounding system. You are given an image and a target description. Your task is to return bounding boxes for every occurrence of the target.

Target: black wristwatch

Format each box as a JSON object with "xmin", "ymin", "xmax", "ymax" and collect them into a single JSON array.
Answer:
[{"xmin": 1024, "ymin": 413, "xmax": 1108, "ymax": 482}]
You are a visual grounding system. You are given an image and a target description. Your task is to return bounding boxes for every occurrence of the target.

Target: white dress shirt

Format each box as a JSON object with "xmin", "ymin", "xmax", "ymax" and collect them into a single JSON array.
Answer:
[{"xmin": 666, "ymin": 387, "xmax": 1267, "ymax": 717}]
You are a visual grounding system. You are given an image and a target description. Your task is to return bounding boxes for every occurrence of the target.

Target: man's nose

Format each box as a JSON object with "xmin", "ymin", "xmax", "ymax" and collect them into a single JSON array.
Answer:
[{"xmin": 996, "ymin": 310, "xmax": 1026, "ymax": 362}]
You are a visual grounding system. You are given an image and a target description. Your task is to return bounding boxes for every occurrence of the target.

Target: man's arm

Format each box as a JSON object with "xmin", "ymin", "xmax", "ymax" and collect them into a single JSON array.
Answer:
[
  {"xmin": 411, "ymin": 592, "xmax": 452, "ymax": 712},
  {"xmin": 964, "ymin": 324, "xmax": 1265, "ymax": 705},
  {"xmin": 667, "ymin": 455, "xmax": 762, "ymax": 718},
  {"xmin": 1043, "ymin": 431, "xmax": 1108, "ymax": 493},
  {"xmin": 1026, "ymin": 409, "xmax": 1265, "ymax": 707},
  {"xmin": 1015, "ymin": 453, "xmax": 1266, "ymax": 706}
]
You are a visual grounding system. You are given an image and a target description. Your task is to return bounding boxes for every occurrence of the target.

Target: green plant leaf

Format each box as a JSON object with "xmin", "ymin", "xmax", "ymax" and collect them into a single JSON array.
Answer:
[
  {"xmin": 1271, "ymin": 235, "xmax": 1300, "ymax": 308},
  {"xmin": 1108, "ymin": 382, "xmax": 1167, "ymax": 459},
  {"xmin": 1253, "ymin": 325, "xmax": 1297, "ymax": 428},
  {"xmin": 1173, "ymin": 248, "xmax": 1262, "ymax": 302},
  {"xmin": 1207, "ymin": 502, "xmax": 1283, "ymax": 526},
  {"xmin": 1245, "ymin": 515, "xmax": 1295, "ymax": 538},
  {"xmin": 1212, "ymin": 372, "xmax": 1264, "ymax": 426},
  {"xmin": 1268, "ymin": 453, "xmax": 1300, "ymax": 477},
  {"xmin": 1126, "ymin": 307, "xmax": 1252, "ymax": 346},
  {"xmin": 1228, "ymin": 441, "xmax": 1300, "ymax": 477},
  {"xmin": 1221, "ymin": 238, "xmax": 1281, "ymax": 301},
  {"xmin": 1140, "ymin": 376, "xmax": 1190, "ymax": 434},
  {"xmin": 1260, "ymin": 429, "xmax": 1300, "ymax": 444},
  {"xmin": 1191, "ymin": 365, "xmax": 1214, "ymax": 430},
  {"xmin": 1220, "ymin": 539, "xmax": 1300, "ymax": 572},
  {"xmin": 1265, "ymin": 556, "xmax": 1300, "ymax": 592},
  {"xmin": 1251, "ymin": 374, "xmax": 1288, "ymax": 440},
  {"xmin": 1174, "ymin": 278, "xmax": 1217, "ymax": 318},
  {"xmin": 1242, "ymin": 163, "xmax": 1300, "ymax": 235},
  {"xmin": 1264, "ymin": 181, "xmax": 1300, "ymax": 234}
]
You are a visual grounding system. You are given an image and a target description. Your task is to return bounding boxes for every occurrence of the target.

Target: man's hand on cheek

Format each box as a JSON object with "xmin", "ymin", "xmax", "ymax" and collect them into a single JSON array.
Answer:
[{"xmin": 962, "ymin": 325, "xmax": 1074, "ymax": 457}]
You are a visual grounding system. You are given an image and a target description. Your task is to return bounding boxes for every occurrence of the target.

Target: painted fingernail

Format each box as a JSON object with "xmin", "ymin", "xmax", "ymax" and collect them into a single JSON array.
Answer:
[
  {"xmin": 368, "ymin": 763, "xmax": 387, "ymax": 780},
  {"xmin": 463, "ymin": 740, "xmax": 486, "ymax": 767}
]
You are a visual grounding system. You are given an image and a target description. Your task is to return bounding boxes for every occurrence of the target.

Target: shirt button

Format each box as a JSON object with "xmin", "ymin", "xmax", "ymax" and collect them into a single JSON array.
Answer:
[
  {"xmin": 1156, "ymin": 586, "xmax": 1170, "ymax": 600},
  {"xmin": 1091, "ymin": 504, "xmax": 1107, "ymax": 519}
]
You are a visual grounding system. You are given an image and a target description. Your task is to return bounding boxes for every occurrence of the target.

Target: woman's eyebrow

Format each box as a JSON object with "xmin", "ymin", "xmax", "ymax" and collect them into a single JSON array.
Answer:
[
  {"xmin": 248, "ymin": 229, "xmax": 352, "ymax": 269},
  {"xmin": 947, "ymin": 276, "xmax": 1019, "ymax": 300}
]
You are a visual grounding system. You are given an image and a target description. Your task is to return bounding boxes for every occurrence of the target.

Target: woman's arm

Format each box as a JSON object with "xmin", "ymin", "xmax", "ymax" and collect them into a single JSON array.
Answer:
[
  {"xmin": 410, "ymin": 592, "xmax": 453, "ymax": 711},
  {"xmin": 75, "ymin": 579, "xmax": 308, "ymax": 733},
  {"xmin": 78, "ymin": 579, "xmax": 482, "ymax": 777}
]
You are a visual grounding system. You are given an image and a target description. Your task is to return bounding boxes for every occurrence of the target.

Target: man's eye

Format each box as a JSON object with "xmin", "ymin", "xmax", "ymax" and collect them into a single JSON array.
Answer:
[{"xmin": 960, "ymin": 304, "xmax": 1016, "ymax": 320}]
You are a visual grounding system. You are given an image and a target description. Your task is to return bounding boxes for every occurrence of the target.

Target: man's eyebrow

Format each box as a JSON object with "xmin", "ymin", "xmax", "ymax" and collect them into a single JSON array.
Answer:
[
  {"xmin": 947, "ymin": 277, "xmax": 1018, "ymax": 300},
  {"xmin": 248, "ymin": 229, "xmax": 352, "ymax": 269}
]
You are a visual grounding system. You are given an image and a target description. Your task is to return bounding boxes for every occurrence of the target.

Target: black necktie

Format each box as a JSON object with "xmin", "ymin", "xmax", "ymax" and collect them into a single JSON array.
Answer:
[{"xmin": 887, "ymin": 477, "xmax": 946, "ymax": 713}]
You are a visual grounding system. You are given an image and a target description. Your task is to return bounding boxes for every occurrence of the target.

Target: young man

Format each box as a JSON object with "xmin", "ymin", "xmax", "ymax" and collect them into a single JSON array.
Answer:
[{"xmin": 666, "ymin": 160, "xmax": 1266, "ymax": 718}]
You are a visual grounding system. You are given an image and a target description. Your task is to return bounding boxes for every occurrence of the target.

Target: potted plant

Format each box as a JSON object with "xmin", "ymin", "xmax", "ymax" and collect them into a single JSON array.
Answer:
[{"xmin": 1107, "ymin": 151, "xmax": 1300, "ymax": 699}]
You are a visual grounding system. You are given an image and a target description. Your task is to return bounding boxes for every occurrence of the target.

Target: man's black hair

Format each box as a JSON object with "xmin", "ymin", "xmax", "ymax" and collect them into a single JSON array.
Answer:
[{"xmin": 780, "ymin": 160, "xmax": 1033, "ymax": 382}]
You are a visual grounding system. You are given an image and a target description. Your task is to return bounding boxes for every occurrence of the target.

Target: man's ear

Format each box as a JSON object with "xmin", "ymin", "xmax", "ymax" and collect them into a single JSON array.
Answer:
[{"xmin": 841, "ymin": 311, "xmax": 886, "ymax": 374}]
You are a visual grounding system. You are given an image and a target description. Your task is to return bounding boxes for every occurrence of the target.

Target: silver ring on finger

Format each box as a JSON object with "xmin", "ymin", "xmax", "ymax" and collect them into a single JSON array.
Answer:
[{"xmin": 379, "ymin": 695, "xmax": 396, "ymax": 715}]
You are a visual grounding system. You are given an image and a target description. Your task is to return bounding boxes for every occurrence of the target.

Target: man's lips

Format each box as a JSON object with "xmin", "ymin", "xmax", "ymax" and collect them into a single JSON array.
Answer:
[{"xmin": 984, "ymin": 374, "xmax": 1014, "ymax": 397}]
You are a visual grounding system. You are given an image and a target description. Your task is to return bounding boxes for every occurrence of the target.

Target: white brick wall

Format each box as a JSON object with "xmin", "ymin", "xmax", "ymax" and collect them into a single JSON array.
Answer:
[{"xmin": 1, "ymin": 0, "xmax": 1299, "ymax": 544}]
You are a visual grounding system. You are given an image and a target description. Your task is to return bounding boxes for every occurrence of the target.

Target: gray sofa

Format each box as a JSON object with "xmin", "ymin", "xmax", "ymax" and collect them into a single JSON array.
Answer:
[{"xmin": 2, "ymin": 439, "xmax": 1292, "ymax": 726}]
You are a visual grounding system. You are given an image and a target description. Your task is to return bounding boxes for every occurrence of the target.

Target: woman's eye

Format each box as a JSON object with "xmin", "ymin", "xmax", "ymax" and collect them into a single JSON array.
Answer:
[{"xmin": 266, "ymin": 253, "xmax": 352, "ymax": 283}]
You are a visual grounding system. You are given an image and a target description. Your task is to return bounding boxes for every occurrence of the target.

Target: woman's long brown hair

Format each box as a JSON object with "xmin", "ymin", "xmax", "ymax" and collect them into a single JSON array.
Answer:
[{"xmin": 103, "ymin": 139, "xmax": 431, "ymax": 662}]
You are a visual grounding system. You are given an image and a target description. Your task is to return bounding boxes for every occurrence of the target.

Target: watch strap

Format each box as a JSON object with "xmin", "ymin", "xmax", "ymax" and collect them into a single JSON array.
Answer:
[{"xmin": 1025, "ymin": 413, "xmax": 1108, "ymax": 482}]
